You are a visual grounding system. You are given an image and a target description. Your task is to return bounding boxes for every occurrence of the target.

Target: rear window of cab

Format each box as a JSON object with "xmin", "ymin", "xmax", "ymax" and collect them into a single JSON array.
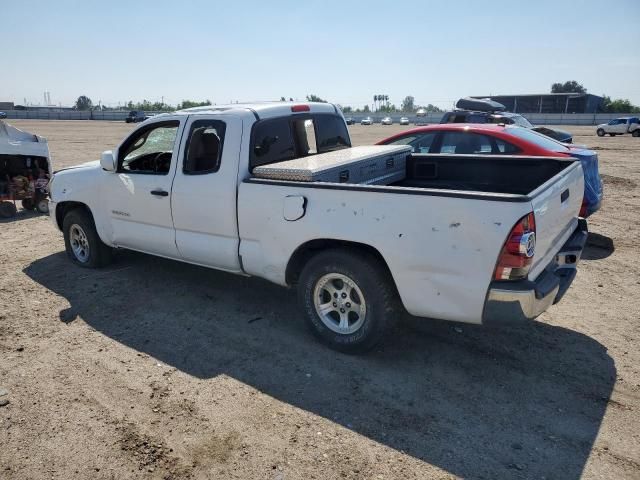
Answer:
[{"xmin": 250, "ymin": 114, "xmax": 350, "ymax": 169}]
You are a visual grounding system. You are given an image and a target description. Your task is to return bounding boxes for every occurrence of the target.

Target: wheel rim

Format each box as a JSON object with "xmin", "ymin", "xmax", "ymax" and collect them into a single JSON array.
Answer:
[
  {"xmin": 313, "ymin": 273, "xmax": 367, "ymax": 334},
  {"xmin": 69, "ymin": 224, "xmax": 90, "ymax": 262}
]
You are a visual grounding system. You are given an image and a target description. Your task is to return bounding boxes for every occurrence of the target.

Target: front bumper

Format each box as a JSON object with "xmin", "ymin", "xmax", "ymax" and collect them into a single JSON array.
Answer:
[{"xmin": 483, "ymin": 219, "xmax": 588, "ymax": 323}]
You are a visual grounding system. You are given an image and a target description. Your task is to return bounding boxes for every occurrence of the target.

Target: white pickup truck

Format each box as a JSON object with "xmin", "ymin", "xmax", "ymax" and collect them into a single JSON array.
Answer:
[
  {"xmin": 49, "ymin": 102, "xmax": 588, "ymax": 352},
  {"xmin": 596, "ymin": 116, "xmax": 640, "ymax": 137}
]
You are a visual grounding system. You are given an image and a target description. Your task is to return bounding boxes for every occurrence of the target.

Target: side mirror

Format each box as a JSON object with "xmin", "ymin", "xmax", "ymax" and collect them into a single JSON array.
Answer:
[{"xmin": 100, "ymin": 150, "xmax": 116, "ymax": 172}]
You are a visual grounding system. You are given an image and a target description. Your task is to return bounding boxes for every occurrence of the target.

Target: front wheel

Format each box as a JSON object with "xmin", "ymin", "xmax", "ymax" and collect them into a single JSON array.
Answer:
[
  {"xmin": 297, "ymin": 248, "xmax": 400, "ymax": 353},
  {"xmin": 596, "ymin": 128, "xmax": 605, "ymax": 137},
  {"xmin": 63, "ymin": 208, "xmax": 113, "ymax": 268},
  {"xmin": 632, "ymin": 130, "xmax": 640, "ymax": 137}
]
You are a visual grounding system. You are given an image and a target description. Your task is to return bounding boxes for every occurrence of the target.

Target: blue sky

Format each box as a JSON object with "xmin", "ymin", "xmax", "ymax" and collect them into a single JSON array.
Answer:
[{"xmin": 3, "ymin": 0, "xmax": 640, "ymax": 109}]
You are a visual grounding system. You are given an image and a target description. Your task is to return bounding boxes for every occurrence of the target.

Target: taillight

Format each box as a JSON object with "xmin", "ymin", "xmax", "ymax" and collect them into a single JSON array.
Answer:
[
  {"xmin": 493, "ymin": 212, "xmax": 536, "ymax": 281},
  {"xmin": 291, "ymin": 105, "xmax": 310, "ymax": 112},
  {"xmin": 579, "ymin": 199, "xmax": 587, "ymax": 218}
]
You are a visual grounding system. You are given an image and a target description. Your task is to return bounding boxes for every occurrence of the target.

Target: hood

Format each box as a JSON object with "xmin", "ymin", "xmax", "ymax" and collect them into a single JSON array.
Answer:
[{"xmin": 54, "ymin": 160, "xmax": 100, "ymax": 174}]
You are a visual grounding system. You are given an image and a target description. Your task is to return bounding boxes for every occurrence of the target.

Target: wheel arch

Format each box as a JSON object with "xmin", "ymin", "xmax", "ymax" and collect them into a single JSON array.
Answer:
[
  {"xmin": 285, "ymin": 238, "xmax": 396, "ymax": 288},
  {"xmin": 55, "ymin": 201, "xmax": 93, "ymax": 230}
]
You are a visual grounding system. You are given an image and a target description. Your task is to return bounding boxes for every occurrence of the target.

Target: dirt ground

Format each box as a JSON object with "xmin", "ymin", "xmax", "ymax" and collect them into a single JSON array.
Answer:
[{"xmin": 0, "ymin": 120, "xmax": 639, "ymax": 480}]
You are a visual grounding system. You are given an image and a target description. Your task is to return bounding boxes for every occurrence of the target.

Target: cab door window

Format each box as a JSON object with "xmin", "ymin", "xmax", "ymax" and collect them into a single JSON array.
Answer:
[
  {"xmin": 183, "ymin": 120, "xmax": 226, "ymax": 174},
  {"xmin": 118, "ymin": 121, "xmax": 179, "ymax": 174}
]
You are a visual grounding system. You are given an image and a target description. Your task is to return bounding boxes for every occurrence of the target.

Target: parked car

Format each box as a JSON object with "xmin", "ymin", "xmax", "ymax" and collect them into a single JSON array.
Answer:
[
  {"xmin": 0, "ymin": 112, "xmax": 6, "ymax": 119},
  {"xmin": 596, "ymin": 117, "xmax": 640, "ymax": 137},
  {"xmin": 49, "ymin": 102, "xmax": 587, "ymax": 352},
  {"xmin": 125, "ymin": 110, "xmax": 149, "ymax": 123},
  {"xmin": 441, "ymin": 97, "xmax": 573, "ymax": 143},
  {"xmin": 345, "ymin": 117, "xmax": 355, "ymax": 125},
  {"xmin": 399, "ymin": 117, "xmax": 410, "ymax": 125},
  {"xmin": 377, "ymin": 123, "xmax": 603, "ymax": 217},
  {"xmin": 381, "ymin": 117, "xmax": 393, "ymax": 125},
  {"xmin": 416, "ymin": 108, "xmax": 427, "ymax": 117},
  {"xmin": 360, "ymin": 116, "xmax": 372, "ymax": 125}
]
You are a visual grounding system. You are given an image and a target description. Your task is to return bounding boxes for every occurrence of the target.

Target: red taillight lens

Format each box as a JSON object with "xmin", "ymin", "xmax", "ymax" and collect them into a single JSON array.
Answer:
[
  {"xmin": 579, "ymin": 199, "xmax": 587, "ymax": 217},
  {"xmin": 291, "ymin": 105, "xmax": 310, "ymax": 112},
  {"xmin": 493, "ymin": 212, "xmax": 536, "ymax": 281}
]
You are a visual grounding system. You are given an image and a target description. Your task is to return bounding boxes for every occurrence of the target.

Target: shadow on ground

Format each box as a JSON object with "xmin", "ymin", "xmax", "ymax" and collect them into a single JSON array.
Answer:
[
  {"xmin": 0, "ymin": 208, "xmax": 46, "ymax": 224},
  {"xmin": 25, "ymin": 251, "xmax": 615, "ymax": 480},
  {"xmin": 583, "ymin": 232, "xmax": 615, "ymax": 260}
]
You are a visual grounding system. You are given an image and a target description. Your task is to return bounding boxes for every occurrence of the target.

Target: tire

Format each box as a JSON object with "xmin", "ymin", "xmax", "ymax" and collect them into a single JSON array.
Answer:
[
  {"xmin": 0, "ymin": 201, "xmax": 17, "ymax": 218},
  {"xmin": 297, "ymin": 248, "xmax": 400, "ymax": 353},
  {"xmin": 596, "ymin": 129, "xmax": 605, "ymax": 137},
  {"xmin": 62, "ymin": 208, "xmax": 113, "ymax": 268},
  {"xmin": 36, "ymin": 198, "xmax": 49, "ymax": 214},
  {"xmin": 632, "ymin": 130, "xmax": 640, "ymax": 137},
  {"xmin": 21, "ymin": 198, "xmax": 35, "ymax": 210}
]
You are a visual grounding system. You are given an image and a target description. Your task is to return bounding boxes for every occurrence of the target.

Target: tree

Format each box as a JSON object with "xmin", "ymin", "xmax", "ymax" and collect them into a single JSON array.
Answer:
[
  {"xmin": 340, "ymin": 105, "xmax": 353, "ymax": 113},
  {"xmin": 401, "ymin": 96, "xmax": 415, "ymax": 112},
  {"xmin": 363, "ymin": 105, "xmax": 370, "ymax": 113},
  {"xmin": 74, "ymin": 95, "xmax": 93, "ymax": 110},
  {"xmin": 600, "ymin": 95, "xmax": 640, "ymax": 113},
  {"xmin": 280, "ymin": 96, "xmax": 286, "ymax": 101},
  {"xmin": 306, "ymin": 94, "xmax": 327, "ymax": 103},
  {"xmin": 551, "ymin": 81, "xmax": 587, "ymax": 94}
]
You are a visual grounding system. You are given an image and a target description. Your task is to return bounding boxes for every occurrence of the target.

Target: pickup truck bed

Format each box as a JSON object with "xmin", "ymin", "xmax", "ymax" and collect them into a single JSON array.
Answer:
[{"xmin": 241, "ymin": 153, "xmax": 584, "ymax": 324}]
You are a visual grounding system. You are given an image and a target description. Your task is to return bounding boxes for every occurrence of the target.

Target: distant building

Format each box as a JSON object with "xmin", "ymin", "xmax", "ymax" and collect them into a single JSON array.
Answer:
[
  {"xmin": 471, "ymin": 93, "xmax": 604, "ymax": 114},
  {"xmin": 0, "ymin": 101, "xmax": 14, "ymax": 110}
]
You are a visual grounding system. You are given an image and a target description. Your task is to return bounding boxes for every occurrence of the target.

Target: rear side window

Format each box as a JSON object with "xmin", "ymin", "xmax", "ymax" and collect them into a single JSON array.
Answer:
[
  {"xmin": 250, "ymin": 114, "xmax": 350, "ymax": 169},
  {"xmin": 183, "ymin": 120, "xmax": 226, "ymax": 174}
]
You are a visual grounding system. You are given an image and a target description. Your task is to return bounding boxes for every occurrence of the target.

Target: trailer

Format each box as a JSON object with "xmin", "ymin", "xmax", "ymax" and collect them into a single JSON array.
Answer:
[{"xmin": 0, "ymin": 120, "xmax": 51, "ymax": 218}]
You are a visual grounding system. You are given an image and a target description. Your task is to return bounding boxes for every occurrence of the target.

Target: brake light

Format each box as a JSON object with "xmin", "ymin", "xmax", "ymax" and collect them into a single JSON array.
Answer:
[
  {"xmin": 291, "ymin": 105, "xmax": 310, "ymax": 112},
  {"xmin": 579, "ymin": 199, "xmax": 587, "ymax": 217},
  {"xmin": 493, "ymin": 212, "xmax": 536, "ymax": 281}
]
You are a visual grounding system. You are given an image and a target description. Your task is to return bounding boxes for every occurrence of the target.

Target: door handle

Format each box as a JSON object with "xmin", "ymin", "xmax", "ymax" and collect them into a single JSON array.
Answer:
[
  {"xmin": 561, "ymin": 189, "xmax": 570, "ymax": 203},
  {"xmin": 150, "ymin": 189, "xmax": 169, "ymax": 197}
]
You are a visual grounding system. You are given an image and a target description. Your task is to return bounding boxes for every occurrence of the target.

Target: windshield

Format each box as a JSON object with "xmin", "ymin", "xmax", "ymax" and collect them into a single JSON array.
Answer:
[
  {"xmin": 511, "ymin": 115, "xmax": 533, "ymax": 128},
  {"xmin": 506, "ymin": 127, "xmax": 570, "ymax": 152}
]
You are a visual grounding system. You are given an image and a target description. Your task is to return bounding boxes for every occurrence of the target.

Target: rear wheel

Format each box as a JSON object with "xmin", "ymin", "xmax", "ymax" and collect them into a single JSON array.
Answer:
[
  {"xmin": 632, "ymin": 130, "xmax": 640, "ymax": 137},
  {"xmin": 596, "ymin": 128, "xmax": 605, "ymax": 137},
  {"xmin": 63, "ymin": 208, "xmax": 113, "ymax": 268},
  {"xmin": 36, "ymin": 198, "xmax": 49, "ymax": 214},
  {"xmin": 297, "ymin": 248, "xmax": 399, "ymax": 353}
]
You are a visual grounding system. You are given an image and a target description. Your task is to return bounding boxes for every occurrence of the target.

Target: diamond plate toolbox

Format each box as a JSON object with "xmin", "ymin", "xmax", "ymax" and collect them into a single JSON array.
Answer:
[{"xmin": 252, "ymin": 145, "xmax": 411, "ymax": 184}]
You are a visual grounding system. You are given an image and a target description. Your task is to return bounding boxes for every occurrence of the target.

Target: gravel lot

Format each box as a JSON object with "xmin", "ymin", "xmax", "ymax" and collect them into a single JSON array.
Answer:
[{"xmin": 1, "ymin": 120, "xmax": 639, "ymax": 479}]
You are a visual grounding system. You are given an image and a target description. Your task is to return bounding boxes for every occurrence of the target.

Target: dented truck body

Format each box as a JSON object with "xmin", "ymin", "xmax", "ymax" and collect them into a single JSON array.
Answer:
[{"xmin": 49, "ymin": 102, "xmax": 587, "ymax": 351}]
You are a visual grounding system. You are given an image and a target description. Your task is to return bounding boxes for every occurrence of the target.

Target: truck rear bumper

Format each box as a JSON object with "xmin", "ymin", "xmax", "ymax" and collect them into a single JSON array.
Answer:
[{"xmin": 483, "ymin": 219, "xmax": 588, "ymax": 323}]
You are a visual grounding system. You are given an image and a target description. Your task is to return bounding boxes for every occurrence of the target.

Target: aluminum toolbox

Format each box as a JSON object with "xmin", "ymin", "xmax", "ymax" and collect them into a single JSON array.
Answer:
[{"xmin": 252, "ymin": 145, "xmax": 411, "ymax": 184}]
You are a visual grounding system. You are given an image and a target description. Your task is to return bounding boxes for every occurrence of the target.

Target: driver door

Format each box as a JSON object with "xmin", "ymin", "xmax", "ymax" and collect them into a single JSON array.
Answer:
[{"xmin": 105, "ymin": 117, "xmax": 184, "ymax": 258}]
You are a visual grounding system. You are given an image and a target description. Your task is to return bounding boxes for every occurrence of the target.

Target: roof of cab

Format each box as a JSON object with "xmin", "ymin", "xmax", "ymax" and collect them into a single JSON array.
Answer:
[{"xmin": 175, "ymin": 101, "xmax": 339, "ymax": 120}]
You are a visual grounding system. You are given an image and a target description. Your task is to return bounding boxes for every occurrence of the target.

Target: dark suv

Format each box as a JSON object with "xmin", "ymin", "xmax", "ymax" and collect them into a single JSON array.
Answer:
[
  {"xmin": 125, "ymin": 110, "xmax": 149, "ymax": 123},
  {"xmin": 441, "ymin": 98, "xmax": 573, "ymax": 143}
]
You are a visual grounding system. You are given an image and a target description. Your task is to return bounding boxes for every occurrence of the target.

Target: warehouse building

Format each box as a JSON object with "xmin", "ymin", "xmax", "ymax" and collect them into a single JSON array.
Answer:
[{"xmin": 471, "ymin": 93, "xmax": 603, "ymax": 114}]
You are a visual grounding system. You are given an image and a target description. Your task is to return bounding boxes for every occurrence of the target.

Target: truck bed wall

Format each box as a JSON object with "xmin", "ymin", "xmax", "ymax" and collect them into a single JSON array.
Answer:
[{"xmin": 398, "ymin": 154, "xmax": 573, "ymax": 195}]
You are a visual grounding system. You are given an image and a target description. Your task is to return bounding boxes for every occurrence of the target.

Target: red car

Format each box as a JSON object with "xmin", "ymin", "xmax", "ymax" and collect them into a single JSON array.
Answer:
[{"xmin": 377, "ymin": 124, "xmax": 602, "ymax": 217}]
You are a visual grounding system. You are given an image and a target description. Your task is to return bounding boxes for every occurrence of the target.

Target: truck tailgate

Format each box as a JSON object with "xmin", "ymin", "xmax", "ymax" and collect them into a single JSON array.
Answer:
[{"xmin": 528, "ymin": 161, "xmax": 584, "ymax": 280}]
